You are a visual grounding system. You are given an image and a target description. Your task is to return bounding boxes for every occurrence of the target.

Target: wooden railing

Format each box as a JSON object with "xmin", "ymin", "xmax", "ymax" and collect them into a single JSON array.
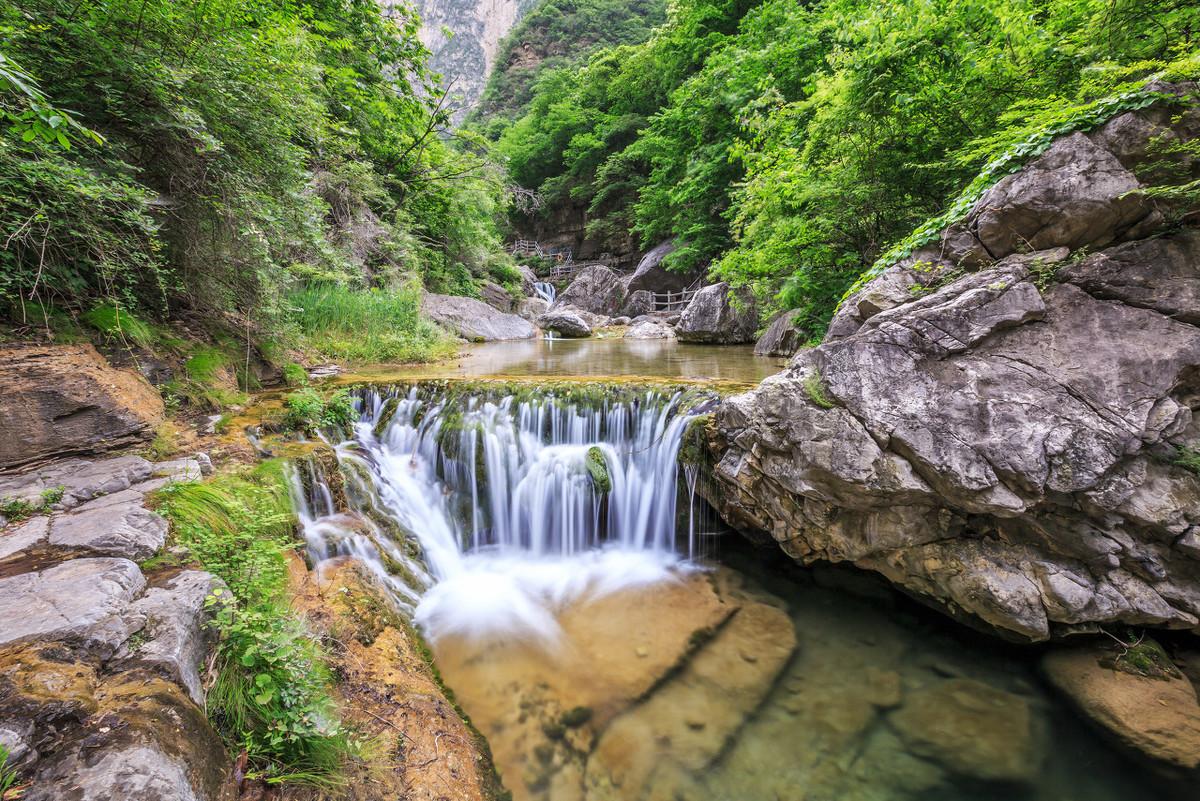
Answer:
[
  {"xmin": 511, "ymin": 239, "xmax": 542, "ymax": 257},
  {"xmin": 652, "ymin": 279, "xmax": 702, "ymax": 312}
]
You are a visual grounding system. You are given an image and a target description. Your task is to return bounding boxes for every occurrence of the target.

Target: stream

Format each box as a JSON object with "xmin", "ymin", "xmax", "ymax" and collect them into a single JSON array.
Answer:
[{"xmin": 290, "ymin": 341, "xmax": 1188, "ymax": 801}]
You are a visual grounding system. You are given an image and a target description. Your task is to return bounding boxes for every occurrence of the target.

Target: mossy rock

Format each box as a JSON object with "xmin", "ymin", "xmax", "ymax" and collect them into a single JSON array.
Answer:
[
  {"xmin": 586, "ymin": 446, "xmax": 611, "ymax": 493},
  {"xmin": 372, "ymin": 396, "xmax": 401, "ymax": 439}
]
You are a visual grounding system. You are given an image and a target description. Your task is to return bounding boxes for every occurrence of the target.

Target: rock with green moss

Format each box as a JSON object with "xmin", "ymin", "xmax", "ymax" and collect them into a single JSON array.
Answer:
[
  {"xmin": 373, "ymin": 396, "xmax": 401, "ymax": 439},
  {"xmin": 586, "ymin": 446, "xmax": 611, "ymax": 493}
]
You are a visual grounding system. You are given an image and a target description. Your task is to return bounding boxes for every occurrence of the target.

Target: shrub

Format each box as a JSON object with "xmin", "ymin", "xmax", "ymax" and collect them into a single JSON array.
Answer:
[{"xmin": 282, "ymin": 388, "xmax": 357, "ymax": 434}]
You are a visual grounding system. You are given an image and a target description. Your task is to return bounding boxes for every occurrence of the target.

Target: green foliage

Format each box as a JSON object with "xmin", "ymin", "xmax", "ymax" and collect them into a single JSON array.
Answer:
[
  {"xmin": 802, "ymin": 369, "xmax": 834, "ymax": 409},
  {"xmin": 39, "ymin": 484, "xmax": 64, "ymax": 507},
  {"xmin": 0, "ymin": 742, "xmax": 21, "ymax": 800},
  {"xmin": 153, "ymin": 461, "xmax": 350, "ymax": 782},
  {"xmin": 206, "ymin": 598, "xmax": 349, "ymax": 784},
  {"xmin": 282, "ymin": 363, "xmax": 309, "ymax": 387},
  {"xmin": 1173, "ymin": 445, "xmax": 1200, "ymax": 476},
  {"xmin": 1, "ymin": 0, "xmax": 510, "ymax": 342},
  {"xmin": 153, "ymin": 463, "xmax": 294, "ymax": 605},
  {"xmin": 82, "ymin": 302, "xmax": 155, "ymax": 349},
  {"xmin": 475, "ymin": 0, "xmax": 667, "ymax": 124},
  {"xmin": 488, "ymin": 0, "xmax": 1200, "ymax": 340},
  {"xmin": 283, "ymin": 388, "xmax": 358, "ymax": 434},
  {"xmin": 0, "ymin": 496, "xmax": 35, "ymax": 521},
  {"xmin": 289, "ymin": 284, "xmax": 455, "ymax": 364}
]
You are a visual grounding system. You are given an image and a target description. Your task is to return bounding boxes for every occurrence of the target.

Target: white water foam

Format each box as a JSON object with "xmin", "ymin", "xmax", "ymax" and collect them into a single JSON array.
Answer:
[{"xmin": 292, "ymin": 385, "xmax": 704, "ymax": 644}]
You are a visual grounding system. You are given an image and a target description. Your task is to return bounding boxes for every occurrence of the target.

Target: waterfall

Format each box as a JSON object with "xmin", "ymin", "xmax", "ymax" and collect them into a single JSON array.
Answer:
[
  {"xmin": 533, "ymin": 281, "xmax": 556, "ymax": 304},
  {"xmin": 292, "ymin": 383, "xmax": 708, "ymax": 641}
]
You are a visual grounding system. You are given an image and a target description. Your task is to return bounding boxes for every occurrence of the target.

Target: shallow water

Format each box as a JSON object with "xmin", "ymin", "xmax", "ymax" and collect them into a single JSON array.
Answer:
[
  {"xmin": 340, "ymin": 337, "xmax": 786, "ymax": 388},
  {"xmin": 430, "ymin": 544, "xmax": 1190, "ymax": 801}
]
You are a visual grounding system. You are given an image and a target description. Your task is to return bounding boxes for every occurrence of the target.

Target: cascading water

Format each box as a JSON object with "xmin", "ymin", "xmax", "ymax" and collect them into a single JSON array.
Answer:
[
  {"xmin": 292, "ymin": 383, "xmax": 710, "ymax": 642},
  {"xmin": 533, "ymin": 281, "xmax": 556, "ymax": 303}
]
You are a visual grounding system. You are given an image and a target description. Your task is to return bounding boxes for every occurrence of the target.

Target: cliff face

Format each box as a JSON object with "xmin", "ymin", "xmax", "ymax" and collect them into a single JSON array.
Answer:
[
  {"xmin": 391, "ymin": 0, "xmax": 539, "ymax": 119},
  {"xmin": 705, "ymin": 84, "xmax": 1200, "ymax": 642}
]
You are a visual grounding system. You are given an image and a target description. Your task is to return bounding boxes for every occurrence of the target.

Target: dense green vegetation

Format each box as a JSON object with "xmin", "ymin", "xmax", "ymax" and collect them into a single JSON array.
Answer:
[
  {"xmin": 476, "ymin": 0, "xmax": 666, "ymax": 124},
  {"xmin": 0, "ymin": 0, "xmax": 511, "ymax": 361},
  {"xmin": 487, "ymin": 0, "xmax": 1200, "ymax": 338},
  {"xmin": 153, "ymin": 462, "xmax": 352, "ymax": 785}
]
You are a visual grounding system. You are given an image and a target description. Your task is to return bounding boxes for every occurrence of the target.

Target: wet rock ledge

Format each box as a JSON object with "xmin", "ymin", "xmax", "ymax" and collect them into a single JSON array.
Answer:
[{"xmin": 0, "ymin": 454, "xmax": 234, "ymax": 801}]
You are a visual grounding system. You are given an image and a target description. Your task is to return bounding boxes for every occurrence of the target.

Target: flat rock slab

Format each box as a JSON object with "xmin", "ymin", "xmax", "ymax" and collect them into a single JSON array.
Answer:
[
  {"xmin": 0, "ymin": 455, "xmax": 153, "ymax": 510},
  {"xmin": 49, "ymin": 501, "xmax": 167, "ymax": 561},
  {"xmin": 0, "ymin": 516, "xmax": 50, "ymax": 561},
  {"xmin": 0, "ymin": 558, "xmax": 145, "ymax": 657},
  {"xmin": 1043, "ymin": 643, "xmax": 1200, "ymax": 769}
]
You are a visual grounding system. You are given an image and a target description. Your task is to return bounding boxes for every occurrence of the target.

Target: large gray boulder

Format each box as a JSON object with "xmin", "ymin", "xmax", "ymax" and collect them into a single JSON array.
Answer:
[
  {"xmin": 705, "ymin": 86, "xmax": 1200, "ymax": 641},
  {"xmin": 676, "ymin": 283, "xmax": 758, "ymax": 344},
  {"xmin": 754, "ymin": 311, "xmax": 805, "ymax": 357},
  {"xmin": 480, "ymin": 281, "xmax": 515, "ymax": 313},
  {"xmin": 421, "ymin": 293, "xmax": 535, "ymax": 341},
  {"xmin": 624, "ymin": 320, "xmax": 676, "ymax": 340},
  {"xmin": 624, "ymin": 240, "xmax": 700, "ymax": 294},
  {"xmin": 556, "ymin": 265, "xmax": 627, "ymax": 316},
  {"xmin": 537, "ymin": 308, "xmax": 592, "ymax": 338}
]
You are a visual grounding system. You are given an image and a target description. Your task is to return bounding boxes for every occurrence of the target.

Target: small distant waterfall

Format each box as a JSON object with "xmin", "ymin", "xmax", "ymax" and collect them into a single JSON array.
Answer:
[
  {"xmin": 533, "ymin": 281, "xmax": 556, "ymax": 304},
  {"xmin": 291, "ymin": 383, "xmax": 709, "ymax": 639}
]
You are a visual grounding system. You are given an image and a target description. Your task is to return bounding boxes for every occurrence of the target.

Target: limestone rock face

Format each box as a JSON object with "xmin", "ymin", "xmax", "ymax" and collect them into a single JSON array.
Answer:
[
  {"xmin": 754, "ymin": 310, "xmax": 805, "ymax": 357},
  {"xmin": 537, "ymin": 308, "xmax": 592, "ymax": 338},
  {"xmin": 556, "ymin": 265, "xmax": 627, "ymax": 316},
  {"xmin": 0, "ymin": 344, "xmax": 164, "ymax": 470},
  {"xmin": 676, "ymin": 283, "xmax": 758, "ymax": 344},
  {"xmin": 1043, "ymin": 642, "xmax": 1200, "ymax": 769},
  {"xmin": 705, "ymin": 86, "xmax": 1200, "ymax": 641},
  {"xmin": 0, "ymin": 558, "xmax": 146, "ymax": 657},
  {"xmin": 421, "ymin": 292, "xmax": 535, "ymax": 341}
]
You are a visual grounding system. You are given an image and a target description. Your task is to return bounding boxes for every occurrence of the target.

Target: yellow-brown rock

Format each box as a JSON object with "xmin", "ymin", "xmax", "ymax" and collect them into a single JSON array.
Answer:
[{"xmin": 0, "ymin": 344, "xmax": 164, "ymax": 470}]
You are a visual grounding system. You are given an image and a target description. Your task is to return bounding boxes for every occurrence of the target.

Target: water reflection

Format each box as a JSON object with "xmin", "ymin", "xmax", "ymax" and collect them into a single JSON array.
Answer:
[{"xmin": 346, "ymin": 338, "xmax": 785, "ymax": 387}]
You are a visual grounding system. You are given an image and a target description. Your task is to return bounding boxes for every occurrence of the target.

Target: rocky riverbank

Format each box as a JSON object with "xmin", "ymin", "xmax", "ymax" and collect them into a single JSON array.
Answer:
[{"xmin": 703, "ymin": 82, "xmax": 1200, "ymax": 643}]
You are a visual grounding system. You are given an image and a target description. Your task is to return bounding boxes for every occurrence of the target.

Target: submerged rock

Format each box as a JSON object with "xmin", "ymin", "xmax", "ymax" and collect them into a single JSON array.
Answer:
[
  {"xmin": 0, "ymin": 345, "xmax": 164, "ymax": 470},
  {"xmin": 676, "ymin": 283, "xmax": 758, "ymax": 344},
  {"xmin": 888, "ymin": 678, "xmax": 1041, "ymax": 784},
  {"xmin": 1043, "ymin": 641, "xmax": 1200, "ymax": 769},
  {"xmin": 705, "ymin": 84, "xmax": 1200, "ymax": 640},
  {"xmin": 421, "ymin": 292, "xmax": 535, "ymax": 341}
]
